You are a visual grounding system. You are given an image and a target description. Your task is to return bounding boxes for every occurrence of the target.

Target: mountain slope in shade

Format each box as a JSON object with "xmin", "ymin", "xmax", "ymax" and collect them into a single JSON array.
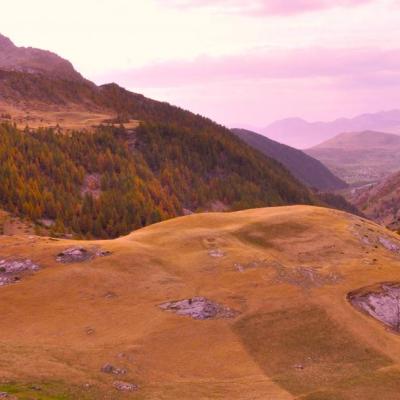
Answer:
[
  {"xmin": 305, "ymin": 131, "xmax": 400, "ymax": 185},
  {"xmin": 0, "ymin": 33, "xmax": 84, "ymax": 82},
  {"xmin": 232, "ymin": 128, "xmax": 347, "ymax": 190},
  {"xmin": 2, "ymin": 206, "xmax": 400, "ymax": 399},
  {"xmin": 261, "ymin": 111, "xmax": 400, "ymax": 149},
  {"xmin": 346, "ymin": 171, "xmax": 400, "ymax": 230}
]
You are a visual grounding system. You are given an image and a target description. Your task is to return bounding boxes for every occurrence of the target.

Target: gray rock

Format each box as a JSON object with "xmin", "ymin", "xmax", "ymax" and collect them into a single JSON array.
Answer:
[
  {"xmin": 113, "ymin": 381, "xmax": 138, "ymax": 392},
  {"xmin": 208, "ymin": 249, "xmax": 225, "ymax": 258},
  {"xmin": 101, "ymin": 363, "xmax": 127, "ymax": 375},
  {"xmin": 0, "ymin": 259, "xmax": 39, "ymax": 273},
  {"xmin": 56, "ymin": 247, "xmax": 111, "ymax": 263},
  {"xmin": 0, "ymin": 258, "xmax": 40, "ymax": 287},
  {"xmin": 159, "ymin": 296, "xmax": 238, "ymax": 320},
  {"xmin": 379, "ymin": 237, "xmax": 400, "ymax": 253},
  {"xmin": 349, "ymin": 283, "xmax": 400, "ymax": 331}
]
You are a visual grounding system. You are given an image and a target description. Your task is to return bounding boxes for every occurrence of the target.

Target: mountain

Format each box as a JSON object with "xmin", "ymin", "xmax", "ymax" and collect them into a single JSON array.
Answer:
[
  {"xmin": 0, "ymin": 33, "xmax": 84, "ymax": 82},
  {"xmin": 0, "ymin": 33, "xmax": 328, "ymax": 238},
  {"xmin": 346, "ymin": 171, "xmax": 400, "ymax": 230},
  {"xmin": 2, "ymin": 206, "xmax": 400, "ymax": 399},
  {"xmin": 232, "ymin": 128, "xmax": 347, "ymax": 190},
  {"xmin": 305, "ymin": 131, "xmax": 400, "ymax": 185},
  {"xmin": 261, "ymin": 111, "xmax": 400, "ymax": 149}
]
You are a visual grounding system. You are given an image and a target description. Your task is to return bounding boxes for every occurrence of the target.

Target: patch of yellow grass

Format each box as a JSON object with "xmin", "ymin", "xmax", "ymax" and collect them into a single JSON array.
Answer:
[{"xmin": 1, "ymin": 206, "xmax": 400, "ymax": 399}]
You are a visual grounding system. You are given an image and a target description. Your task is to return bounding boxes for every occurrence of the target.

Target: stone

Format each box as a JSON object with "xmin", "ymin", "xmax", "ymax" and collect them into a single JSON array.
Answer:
[
  {"xmin": 0, "ymin": 258, "xmax": 40, "ymax": 287},
  {"xmin": 379, "ymin": 237, "xmax": 400, "ymax": 253},
  {"xmin": 159, "ymin": 296, "xmax": 238, "ymax": 320},
  {"xmin": 56, "ymin": 247, "xmax": 111, "ymax": 263},
  {"xmin": 349, "ymin": 283, "xmax": 400, "ymax": 331},
  {"xmin": 113, "ymin": 381, "xmax": 138, "ymax": 392},
  {"xmin": 101, "ymin": 363, "xmax": 127, "ymax": 375},
  {"xmin": 208, "ymin": 249, "xmax": 225, "ymax": 258}
]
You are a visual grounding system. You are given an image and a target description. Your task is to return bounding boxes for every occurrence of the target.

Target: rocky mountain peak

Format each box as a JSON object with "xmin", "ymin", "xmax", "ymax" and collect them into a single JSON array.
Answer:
[
  {"xmin": 0, "ymin": 32, "xmax": 84, "ymax": 82},
  {"xmin": 0, "ymin": 33, "xmax": 15, "ymax": 50}
]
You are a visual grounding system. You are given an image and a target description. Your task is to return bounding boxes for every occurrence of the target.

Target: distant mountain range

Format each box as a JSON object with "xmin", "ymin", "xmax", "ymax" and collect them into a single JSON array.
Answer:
[
  {"xmin": 260, "ymin": 111, "xmax": 400, "ymax": 149},
  {"xmin": 305, "ymin": 131, "xmax": 400, "ymax": 185},
  {"xmin": 232, "ymin": 128, "xmax": 347, "ymax": 191}
]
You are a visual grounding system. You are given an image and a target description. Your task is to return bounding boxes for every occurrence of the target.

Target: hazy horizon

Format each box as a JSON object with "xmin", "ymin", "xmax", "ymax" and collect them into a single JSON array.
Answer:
[{"xmin": 3, "ymin": 0, "xmax": 400, "ymax": 132}]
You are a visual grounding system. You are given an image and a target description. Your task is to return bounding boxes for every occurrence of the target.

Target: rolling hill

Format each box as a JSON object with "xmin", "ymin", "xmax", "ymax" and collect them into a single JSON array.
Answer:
[
  {"xmin": 305, "ymin": 131, "xmax": 400, "ymax": 185},
  {"xmin": 232, "ymin": 128, "xmax": 347, "ymax": 190},
  {"xmin": 261, "ymin": 111, "xmax": 400, "ymax": 149},
  {"xmin": 1, "ymin": 206, "xmax": 400, "ymax": 399}
]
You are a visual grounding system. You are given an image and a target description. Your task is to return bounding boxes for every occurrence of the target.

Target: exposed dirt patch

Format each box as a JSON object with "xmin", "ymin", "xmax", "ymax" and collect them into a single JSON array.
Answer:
[
  {"xmin": 159, "ymin": 297, "xmax": 239, "ymax": 320},
  {"xmin": 348, "ymin": 282, "xmax": 400, "ymax": 332}
]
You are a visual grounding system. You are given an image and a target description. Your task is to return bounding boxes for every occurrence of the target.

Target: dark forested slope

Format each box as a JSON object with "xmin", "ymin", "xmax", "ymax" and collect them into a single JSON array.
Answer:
[{"xmin": 232, "ymin": 128, "xmax": 347, "ymax": 190}]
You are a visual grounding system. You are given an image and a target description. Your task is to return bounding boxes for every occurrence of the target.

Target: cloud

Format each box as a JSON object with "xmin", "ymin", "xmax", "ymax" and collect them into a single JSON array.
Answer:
[
  {"xmin": 98, "ymin": 47, "xmax": 400, "ymax": 89},
  {"xmin": 159, "ymin": 0, "xmax": 374, "ymax": 16}
]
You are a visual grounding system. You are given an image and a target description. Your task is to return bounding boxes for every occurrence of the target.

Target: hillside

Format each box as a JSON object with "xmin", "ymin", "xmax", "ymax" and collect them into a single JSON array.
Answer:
[
  {"xmin": 261, "ymin": 111, "xmax": 400, "ymax": 149},
  {"xmin": 232, "ymin": 128, "xmax": 347, "ymax": 190},
  {"xmin": 0, "ymin": 33, "xmax": 326, "ymax": 238},
  {"xmin": 0, "ymin": 122, "xmax": 316, "ymax": 239},
  {"xmin": 305, "ymin": 131, "xmax": 400, "ymax": 185},
  {"xmin": 0, "ymin": 33, "xmax": 84, "ymax": 82},
  {"xmin": 346, "ymin": 171, "xmax": 400, "ymax": 230},
  {"xmin": 2, "ymin": 206, "xmax": 400, "ymax": 399}
]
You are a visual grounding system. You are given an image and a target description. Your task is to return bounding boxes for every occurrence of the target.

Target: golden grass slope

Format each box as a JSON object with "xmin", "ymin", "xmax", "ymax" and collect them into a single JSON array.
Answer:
[{"xmin": 1, "ymin": 206, "xmax": 400, "ymax": 399}]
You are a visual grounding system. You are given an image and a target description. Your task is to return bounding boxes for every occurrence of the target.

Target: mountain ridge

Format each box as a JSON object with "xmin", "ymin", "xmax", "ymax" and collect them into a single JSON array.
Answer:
[
  {"xmin": 261, "ymin": 111, "xmax": 400, "ymax": 148},
  {"xmin": 305, "ymin": 130, "xmax": 400, "ymax": 185},
  {"xmin": 0, "ymin": 33, "xmax": 85, "ymax": 82},
  {"xmin": 232, "ymin": 128, "xmax": 347, "ymax": 190}
]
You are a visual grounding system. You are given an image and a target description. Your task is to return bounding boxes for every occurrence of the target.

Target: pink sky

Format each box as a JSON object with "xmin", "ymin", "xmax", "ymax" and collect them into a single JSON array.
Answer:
[{"xmin": 3, "ymin": 0, "xmax": 400, "ymax": 127}]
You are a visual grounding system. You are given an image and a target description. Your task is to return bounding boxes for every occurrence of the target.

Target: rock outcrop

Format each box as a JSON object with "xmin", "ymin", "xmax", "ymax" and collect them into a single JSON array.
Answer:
[
  {"xmin": 159, "ymin": 297, "xmax": 238, "ymax": 320},
  {"xmin": 113, "ymin": 381, "xmax": 138, "ymax": 392},
  {"xmin": 0, "ymin": 258, "xmax": 40, "ymax": 287},
  {"xmin": 56, "ymin": 247, "xmax": 111, "ymax": 263},
  {"xmin": 348, "ymin": 283, "xmax": 400, "ymax": 331}
]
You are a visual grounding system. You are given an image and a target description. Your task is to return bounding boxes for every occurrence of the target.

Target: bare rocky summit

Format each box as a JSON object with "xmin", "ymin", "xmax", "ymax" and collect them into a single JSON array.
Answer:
[{"xmin": 0, "ymin": 33, "xmax": 84, "ymax": 82}]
